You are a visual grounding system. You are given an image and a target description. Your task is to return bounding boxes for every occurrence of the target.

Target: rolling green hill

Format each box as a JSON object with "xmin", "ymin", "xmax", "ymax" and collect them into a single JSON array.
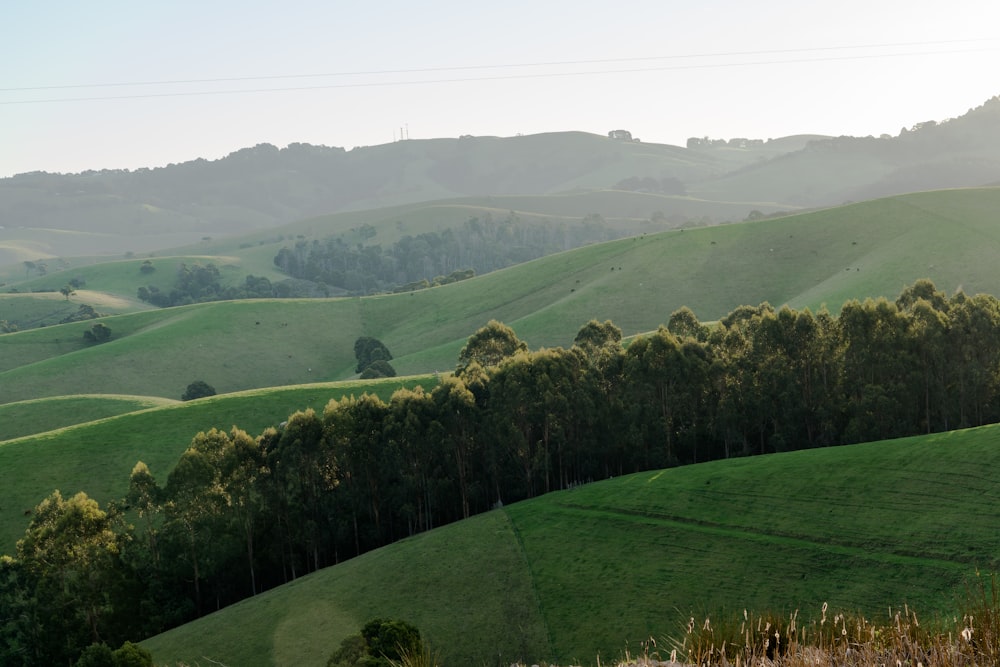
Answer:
[
  {"xmin": 2, "ymin": 187, "xmax": 1000, "ymax": 405},
  {"xmin": 0, "ymin": 394, "xmax": 177, "ymax": 442},
  {"xmin": 0, "ymin": 188, "xmax": 788, "ymax": 327},
  {"xmin": 139, "ymin": 424, "xmax": 1000, "ymax": 666}
]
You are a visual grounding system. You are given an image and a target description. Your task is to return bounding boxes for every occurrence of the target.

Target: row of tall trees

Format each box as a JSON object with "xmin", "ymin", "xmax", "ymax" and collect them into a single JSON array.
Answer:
[{"xmin": 5, "ymin": 280, "xmax": 1000, "ymax": 665}]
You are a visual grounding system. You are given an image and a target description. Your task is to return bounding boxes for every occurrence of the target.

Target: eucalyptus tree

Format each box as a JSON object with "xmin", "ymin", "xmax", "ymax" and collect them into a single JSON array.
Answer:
[
  {"xmin": 386, "ymin": 386, "xmax": 444, "ymax": 534},
  {"xmin": 13, "ymin": 491, "xmax": 129, "ymax": 664},
  {"xmin": 325, "ymin": 394, "xmax": 398, "ymax": 553},
  {"xmin": 262, "ymin": 409, "xmax": 335, "ymax": 577},
  {"xmin": 948, "ymin": 292, "xmax": 1000, "ymax": 426},
  {"xmin": 161, "ymin": 430, "xmax": 231, "ymax": 615},
  {"xmin": 483, "ymin": 352, "xmax": 540, "ymax": 499},
  {"xmin": 838, "ymin": 297, "xmax": 917, "ymax": 442},
  {"xmin": 431, "ymin": 376, "xmax": 480, "ymax": 519},
  {"xmin": 624, "ymin": 326, "xmax": 710, "ymax": 468},
  {"xmin": 456, "ymin": 320, "xmax": 528, "ymax": 374}
]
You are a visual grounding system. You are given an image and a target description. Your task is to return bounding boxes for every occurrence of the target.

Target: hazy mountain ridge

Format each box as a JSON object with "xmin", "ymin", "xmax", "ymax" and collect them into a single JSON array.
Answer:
[
  {"xmin": 1, "ymin": 95, "xmax": 998, "ymax": 263},
  {"xmin": 686, "ymin": 96, "xmax": 1000, "ymax": 206}
]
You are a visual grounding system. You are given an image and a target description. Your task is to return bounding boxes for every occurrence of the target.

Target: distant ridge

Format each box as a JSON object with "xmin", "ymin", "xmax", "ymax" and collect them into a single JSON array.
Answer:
[{"xmin": 1, "ymin": 94, "xmax": 997, "ymax": 260}]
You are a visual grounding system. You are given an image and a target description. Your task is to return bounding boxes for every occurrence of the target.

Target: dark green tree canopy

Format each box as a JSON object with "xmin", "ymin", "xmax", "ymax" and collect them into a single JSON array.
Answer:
[
  {"xmin": 83, "ymin": 322, "xmax": 112, "ymax": 343},
  {"xmin": 181, "ymin": 380, "xmax": 216, "ymax": 401},
  {"xmin": 359, "ymin": 359, "xmax": 397, "ymax": 379},
  {"xmin": 354, "ymin": 337, "xmax": 394, "ymax": 374}
]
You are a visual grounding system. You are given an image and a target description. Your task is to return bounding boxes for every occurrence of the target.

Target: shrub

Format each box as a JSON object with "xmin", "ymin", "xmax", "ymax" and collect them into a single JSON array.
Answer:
[
  {"xmin": 327, "ymin": 618, "xmax": 423, "ymax": 667},
  {"xmin": 327, "ymin": 633, "xmax": 367, "ymax": 667},
  {"xmin": 112, "ymin": 641, "xmax": 153, "ymax": 667},
  {"xmin": 75, "ymin": 643, "xmax": 114, "ymax": 667},
  {"xmin": 83, "ymin": 322, "xmax": 112, "ymax": 343}
]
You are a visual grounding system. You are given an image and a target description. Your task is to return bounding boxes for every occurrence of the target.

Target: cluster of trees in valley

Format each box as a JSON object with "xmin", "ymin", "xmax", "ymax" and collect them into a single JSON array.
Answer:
[
  {"xmin": 137, "ymin": 262, "xmax": 325, "ymax": 307},
  {"xmin": 131, "ymin": 213, "xmax": 627, "ymax": 309},
  {"xmin": 272, "ymin": 213, "xmax": 624, "ymax": 295},
  {"xmin": 5, "ymin": 279, "xmax": 1000, "ymax": 665}
]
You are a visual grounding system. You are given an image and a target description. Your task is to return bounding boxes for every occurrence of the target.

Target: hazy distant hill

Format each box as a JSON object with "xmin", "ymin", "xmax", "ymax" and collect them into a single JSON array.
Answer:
[
  {"xmin": 0, "ymin": 133, "xmax": 752, "ymax": 260},
  {"xmin": 1, "ymin": 95, "xmax": 998, "ymax": 263},
  {"xmin": 687, "ymin": 96, "xmax": 1000, "ymax": 206}
]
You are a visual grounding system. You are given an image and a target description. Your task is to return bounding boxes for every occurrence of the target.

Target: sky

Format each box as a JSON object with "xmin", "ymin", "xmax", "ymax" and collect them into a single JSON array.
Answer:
[{"xmin": 2, "ymin": 0, "xmax": 999, "ymax": 178}]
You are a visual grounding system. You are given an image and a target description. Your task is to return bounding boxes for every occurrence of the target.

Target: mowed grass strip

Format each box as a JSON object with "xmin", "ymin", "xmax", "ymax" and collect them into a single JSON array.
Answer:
[
  {"xmin": 140, "ymin": 424, "xmax": 1000, "ymax": 667},
  {"xmin": 0, "ymin": 394, "xmax": 177, "ymax": 441},
  {"xmin": 141, "ymin": 508, "xmax": 550, "ymax": 667},
  {"xmin": 0, "ymin": 375, "xmax": 435, "ymax": 553}
]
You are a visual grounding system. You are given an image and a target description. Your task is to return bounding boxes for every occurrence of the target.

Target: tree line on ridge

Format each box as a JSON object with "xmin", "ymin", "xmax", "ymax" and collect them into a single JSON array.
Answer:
[{"xmin": 4, "ymin": 279, "xmax": 1000, "ymax": 665}]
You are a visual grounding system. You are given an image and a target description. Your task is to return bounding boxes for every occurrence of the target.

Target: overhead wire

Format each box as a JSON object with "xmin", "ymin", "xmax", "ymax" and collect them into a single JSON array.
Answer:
[{"xmin": 1, "ymin": 38, "xmax": 997, "ymax": 105}]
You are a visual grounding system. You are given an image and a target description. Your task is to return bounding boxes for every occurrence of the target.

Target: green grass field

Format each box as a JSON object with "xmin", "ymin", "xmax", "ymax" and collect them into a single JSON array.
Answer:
[
  {"xmin": 140, "ymin": 424, "xmax": 1000, "ymax": 666},
  {"xmin": 0, "ymin": 376, "xmax": 435, "ymax": 554},
  {"xmin": 2, "ymin": 187, "xmax": 999, "ymax": 405}
]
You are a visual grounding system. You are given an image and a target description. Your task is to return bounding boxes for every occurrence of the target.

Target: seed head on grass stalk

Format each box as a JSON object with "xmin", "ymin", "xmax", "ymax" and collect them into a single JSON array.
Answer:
[{"xmin": 387, "ymin": 641, "xmax": 442, "ymax": 667}]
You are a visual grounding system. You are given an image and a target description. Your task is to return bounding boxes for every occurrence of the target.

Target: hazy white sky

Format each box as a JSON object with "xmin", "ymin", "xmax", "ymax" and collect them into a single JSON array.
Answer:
[{"xmin": 2, "ymin": 0, "xmax": 999, "ymax": 177}]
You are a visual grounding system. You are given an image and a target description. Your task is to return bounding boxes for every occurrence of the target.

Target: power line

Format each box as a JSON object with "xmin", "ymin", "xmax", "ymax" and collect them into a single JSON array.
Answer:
[
  {"xmin": 1, "ymin": 41, "xmax": 996, "ymax": 105},
  {"xmin": 1, "ymin": 37, "xmax": 995, "ymax": 93}
]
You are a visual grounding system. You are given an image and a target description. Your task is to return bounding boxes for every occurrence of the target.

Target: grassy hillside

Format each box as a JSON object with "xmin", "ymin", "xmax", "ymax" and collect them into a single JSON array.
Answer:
[
  {"xmin": 2, "ymin": 187, "xmax": 1000, "ymax": 404},
  {"xmin": 141, "ymin": 424, "xmax": 1000, "ymax": 666},
  {"xmin": 0, "ymin": 290, "xmax": 153, "ymax": 329},
  {"xmin": 4, "ymin": 253, "xmax": 284, "ymax": 299},
  {"xmin": 0, "ymin": 376, "xmax": 434, "ymax": 554},
  {"xmin": 0, "ymin": 188, "xmax": 785, "ymax": 323},
  {"xmin": 0, "ymin": 394, "xmax": 177, "ymax": 442}
]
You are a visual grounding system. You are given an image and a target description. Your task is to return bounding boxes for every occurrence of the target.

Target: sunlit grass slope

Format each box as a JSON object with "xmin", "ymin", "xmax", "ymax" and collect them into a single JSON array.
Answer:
[
  {"xmin": 0, "ymin": 394, "xmax": 177, "ymax": 442},
  {"xmin": 2, "ymin": 187, "xmax": 1000, "ymax": 404},
  {"xmin": 141, "ymin": 425, "xmax": 1000, "ymax": 667},
  {"xmin": 0, "ymin": 376, "xmax": 433, "ymax": 554},
  {"xmin": 5, "ymin": 253, "xmax": 286, "ymax": 302},
  {"xmin": 0, "ymin": 290, "xmax": 153, "ymax": 328}
]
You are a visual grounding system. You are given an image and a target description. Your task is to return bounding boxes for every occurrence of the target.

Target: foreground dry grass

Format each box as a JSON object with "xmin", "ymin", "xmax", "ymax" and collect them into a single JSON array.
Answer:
[{"xmin": 511, "ymin": 575, "xmax": 1000, "ymax": 667}]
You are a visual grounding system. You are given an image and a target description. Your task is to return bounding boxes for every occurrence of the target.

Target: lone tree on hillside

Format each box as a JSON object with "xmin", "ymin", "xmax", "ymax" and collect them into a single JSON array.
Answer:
[
  {"xmin": 83, "ymin": 323, "xmax": 112, "ymax": 343},
  {"xmin": 181, "ymin": 380, "xmax": 216, "ymax": 401},
  {"xmin": 354, "ymin": 337, "xmax": 394, "ymax": 375}
]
